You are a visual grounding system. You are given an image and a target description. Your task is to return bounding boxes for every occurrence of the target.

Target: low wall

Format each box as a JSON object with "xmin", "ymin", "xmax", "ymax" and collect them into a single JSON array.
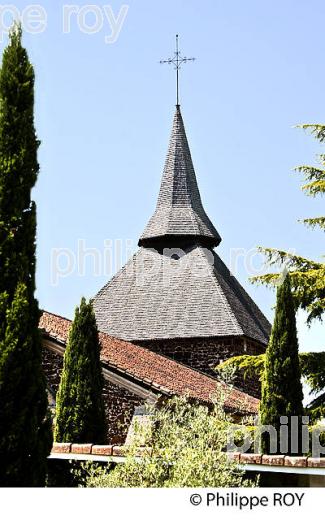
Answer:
[{"xmin": 49, "ymin": 444, "xmax": 325, "ymax": 487}]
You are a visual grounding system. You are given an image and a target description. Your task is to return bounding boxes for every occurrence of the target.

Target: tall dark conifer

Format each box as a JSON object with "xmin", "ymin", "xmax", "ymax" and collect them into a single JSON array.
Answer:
[
  {"xmin": 54, "ymin": 298, "xmax": 106, "ymax": 444},
  {"xmin": 260, "ymin": 274, "xmax": 304, "ymax": 454},
  {"xmin": 0, "ymin": 25, "xmax": 52, "ymax": 486}
]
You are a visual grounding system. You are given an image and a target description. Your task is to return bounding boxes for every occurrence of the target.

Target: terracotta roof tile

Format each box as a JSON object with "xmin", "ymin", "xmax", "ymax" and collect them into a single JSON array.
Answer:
[{"xmin": 40, "ymin": 311, "xmax": 258, "ymax": 414}]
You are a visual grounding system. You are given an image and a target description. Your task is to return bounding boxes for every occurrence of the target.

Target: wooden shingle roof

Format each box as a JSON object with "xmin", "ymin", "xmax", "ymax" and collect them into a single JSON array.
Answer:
[
  {"xmin": 139, "ymin": 105, "xmax": 221, "ymax": 248},
  {"xmin": 93, "ymin": 246, "xmax": 271, "ymax": 344},
  {"xmin": 93, "ymin": 105, "xmax": 270, "ymax": 346}
]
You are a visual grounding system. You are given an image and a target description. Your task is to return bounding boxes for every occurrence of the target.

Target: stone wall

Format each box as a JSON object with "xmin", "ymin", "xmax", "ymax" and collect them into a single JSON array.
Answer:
[
  {"xmin": 42, "ymin": 346, "xmax": 144, "ymax": 444},
  {"xmin": 136, "ymin": 336, "xmax": 266, "ymax": 399},
  {"xmin": 102, "ymin": 378, "xmax": 144, "ymax": 444}
]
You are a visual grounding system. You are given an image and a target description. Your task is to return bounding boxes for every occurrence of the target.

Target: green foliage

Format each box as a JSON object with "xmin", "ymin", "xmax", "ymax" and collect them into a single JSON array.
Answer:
[
  {"xmin": 78, "ymin": 396, "xmax": 257, "ymax": 488},
  {"xmin": 301, "ymin": 352, "xmax": 325, "ymax": 421},
  {"xmin": 300, "ymin": 217, "xmax": 325, "ymax": 230},
  {"xmin": 307, "ymin": 394, "xmax": 325, "ymax": 423},
  {"xmin": 308, "ymin": 424, "xmax": 325, "ymax": 451},
  {"xmin": 252, "ymin": 249, "xmax": 325, "ymax": 324},
  {"xmin": 0, "ymin": 24, "xmax": 39, "ymax": 299},
  {"xmin": 0, "ymin": 284, "xmax": 52, "ymax": 486},
  {"xmin": 0, "ymin": 25, "xmax": 52, "ymax": 486},
  {"xmin": 55, "ymin": 297, "xmax": 106, "ymax": 444},
  {"xmin": 295, "ymin": 165, "xmax": 325, "ymax": 197},
  {"xmin": 296, "ymin": 123, "xmax": 325, "ymax": 142},
  {"xmin": 217, "ymin": 352, "xmax": 325, "ymax": 392},
  {"xmin": 217, "ymin": 352, "xmax": 325, "ymax": 423},
  {"xmin": 260, "ymin": 275, "xmax": 304, "ymax": 454},
  {"xmin": 251, "ymin": 124, "xmax": 325, "ymax": 323},
  {"xmin": 300, "ymin": 352, "xmax": 325, "ymax": 393},
  {"xmin": 231, "ymin": 425, "xmax": 257, "ymax": 453},
  {"xmin": 217, "ymin": 354, "xmax": 266, "ymax": 382}
]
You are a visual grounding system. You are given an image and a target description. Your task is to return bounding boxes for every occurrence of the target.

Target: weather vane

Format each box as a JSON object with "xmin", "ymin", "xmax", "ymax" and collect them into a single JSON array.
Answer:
[{"xmin": 160, "ymin": 34, "xmax": 195, "ymax": 106}]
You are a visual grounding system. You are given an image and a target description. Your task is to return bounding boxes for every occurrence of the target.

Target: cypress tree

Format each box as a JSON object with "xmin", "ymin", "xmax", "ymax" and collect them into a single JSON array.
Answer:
[
  {"xmin": 260, "ymin": 273, "xmax": 304, "ymax": 454},
  {"xmin": 54, "ymin": 298, "xmax": 106, "ymax": 444},
  {"xmin": 0, "ymin": 25, "xmax": 52, "ymax": 486}
]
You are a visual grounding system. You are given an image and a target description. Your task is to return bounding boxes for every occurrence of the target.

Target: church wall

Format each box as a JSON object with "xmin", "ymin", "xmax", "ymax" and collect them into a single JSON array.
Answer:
[
  {"xmin": 101, "ymin": 379, "xmax": 144, "ymax": 444},
  {"xmin": 135, "ymin": 336, "xmax": 265, "ymax": 399},
  {"xmin": 42, "ymin": 347, "xmax": 145, "ymax": 444}
]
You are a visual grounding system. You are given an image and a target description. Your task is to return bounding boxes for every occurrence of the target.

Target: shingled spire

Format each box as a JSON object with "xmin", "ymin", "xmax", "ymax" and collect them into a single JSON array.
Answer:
[
  {"xmin": 93, "ymin": 102, "xmax": 271, "ymax": 371},
  {"xmin": 139, "ymin": 106, "xmax": 221, "ymax": 248}
]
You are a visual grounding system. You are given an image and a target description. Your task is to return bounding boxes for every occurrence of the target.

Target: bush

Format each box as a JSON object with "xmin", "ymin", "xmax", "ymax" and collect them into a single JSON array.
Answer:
[{"xmin": 78, "ymin": 395, "xmax": 258, "ymax": 488}]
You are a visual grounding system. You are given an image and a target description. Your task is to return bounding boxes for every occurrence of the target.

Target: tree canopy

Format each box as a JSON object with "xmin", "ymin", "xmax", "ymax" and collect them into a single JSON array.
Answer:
[
  {"xmin": 259, "ymin": 275, "xmax": 304, "ymax": 453},
  {"xmin": 251, "ymin": 124, "xmax": 325, "ymax": 323},
  {"xmin": 0, "ymin": 25, "xmax": 52, "ymax": 486},
  {"xmin": 54, "ymin": 297, "xmax": 106, "ymax": 444}
]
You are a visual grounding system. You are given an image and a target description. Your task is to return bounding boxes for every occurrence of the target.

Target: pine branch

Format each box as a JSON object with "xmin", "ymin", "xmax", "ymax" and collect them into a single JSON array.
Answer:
[
  {"xmin": 302, "ymin": 179, "xmax": 325, "ymax": 197},
  {"xmin": 295, "ymin": 165, "xmax": 325, "ymax": 182},
  {"xmin": 217, "ymin": 352, "xmax": 325, "ymax": 397},
  {"xmin": 306, "ymin": 298, "xmax": 325, "ymax": 324},
  {"xmin": 300, "ymin": 352, "xmax": 325, "ymax": 394},
  {"xmin": 300, "ymin": 217, "xmax": 325, "ymax": 230},
  {"xmin": 255, "ymin": 247, "xmax": 322, "ymax": 271},
  {"xmin": 296, "ymin": 124, "xmax": 325, "ymax": 143},
  {"xmin": 250, "ymin": 249, "xmax": 325, "ymax": 322},
  {"xmin": 216, "ymin": 354, "xmax": 265, "ymax": 382}
]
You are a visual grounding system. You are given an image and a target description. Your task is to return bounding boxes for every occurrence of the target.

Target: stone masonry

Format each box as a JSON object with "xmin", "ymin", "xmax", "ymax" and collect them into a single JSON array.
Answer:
[
  {"xmin": 42, "ymin": 347, "xmax": 144, "ymax": 444},
  {"xmin": 136, "ymin": 336, "xmax": 265, "ymax": 398}
]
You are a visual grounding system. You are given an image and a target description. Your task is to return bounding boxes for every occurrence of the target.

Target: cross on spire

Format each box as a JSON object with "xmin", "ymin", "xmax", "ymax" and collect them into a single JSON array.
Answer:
[{"xmin": 160, "ymin": 34, "xmax": 195, "ymax": 106}]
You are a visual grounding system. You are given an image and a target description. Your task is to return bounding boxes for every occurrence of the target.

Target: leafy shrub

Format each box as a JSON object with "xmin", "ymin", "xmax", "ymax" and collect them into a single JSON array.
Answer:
[{"xmin": 78, "ymin": 395, "xmax": 258, "ymax": 488}]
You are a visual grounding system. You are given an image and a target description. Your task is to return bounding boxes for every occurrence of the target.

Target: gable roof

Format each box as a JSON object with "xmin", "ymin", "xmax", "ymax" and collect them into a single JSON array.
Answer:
[
  {"xmin": 139, "ymin": 105, "xmax": 221, "ymax": 248},
  {"xmin": 93, "ymin": 246, "xmax": 271, "ymax": 344},
  {"xmin": 39, "ymin": 311, "xmax": 259, "ymax": 414}
]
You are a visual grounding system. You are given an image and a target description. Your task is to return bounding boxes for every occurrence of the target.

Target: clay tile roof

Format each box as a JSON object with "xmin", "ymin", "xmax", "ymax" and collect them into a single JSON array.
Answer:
[
  {"xmin": 139, "ymin": 105, "xmax": 221, "ymax": 248},
  {"xmin": 39, "ymin": 311, "xmax": 259, "ymax": 415}
]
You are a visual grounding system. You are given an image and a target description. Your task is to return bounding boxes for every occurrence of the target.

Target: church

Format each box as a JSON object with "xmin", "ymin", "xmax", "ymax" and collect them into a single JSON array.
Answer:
[
  {"xmin": 92, "ymin": 104, "xmax": 271, "ymax": 376},
  {"xmin": 40, "ymin": 100, "xmax": 270, "ymax": 443},
  {"xmin": 39, "ymin": 37, "xmax": 273, "ymax": 442}
]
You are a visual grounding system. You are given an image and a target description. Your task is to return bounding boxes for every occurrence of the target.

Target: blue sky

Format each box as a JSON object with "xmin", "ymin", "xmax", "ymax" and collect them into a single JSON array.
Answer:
[{"xmin": 2, "ymin": 0, "xmax": 323, "ymax": 352}]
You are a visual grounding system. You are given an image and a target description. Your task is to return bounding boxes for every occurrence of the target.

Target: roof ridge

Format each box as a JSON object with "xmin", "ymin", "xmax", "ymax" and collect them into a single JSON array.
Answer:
[
  {"xmin": 196, "ymin": 247, "xmax": 244, "ymax": 335},
  {"xmin": 40, "ymin": 310, "xmax": 258, "ymax": 413},
  {"xmin": 211, "ymin": 251, "xmax": 271, "ymax": 343},
  {"xmin": 92, "ymin": 249, "xmax": 141, "ymax": 302},
  {"xmin": 40, "ymin": 309, "xmax": 72, "ymax": 323}
]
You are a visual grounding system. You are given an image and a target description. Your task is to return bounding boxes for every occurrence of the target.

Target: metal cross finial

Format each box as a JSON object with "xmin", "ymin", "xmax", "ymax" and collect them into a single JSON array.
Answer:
[{"xmin": 160, "ymin": 34, "xmax": 195, "ymax": 106}]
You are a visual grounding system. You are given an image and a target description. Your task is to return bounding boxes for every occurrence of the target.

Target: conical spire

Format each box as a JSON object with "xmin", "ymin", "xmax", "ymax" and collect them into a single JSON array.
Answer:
[{"xmin": 139, "ymin": 106, "xmax": 221, "ymax": 248}]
